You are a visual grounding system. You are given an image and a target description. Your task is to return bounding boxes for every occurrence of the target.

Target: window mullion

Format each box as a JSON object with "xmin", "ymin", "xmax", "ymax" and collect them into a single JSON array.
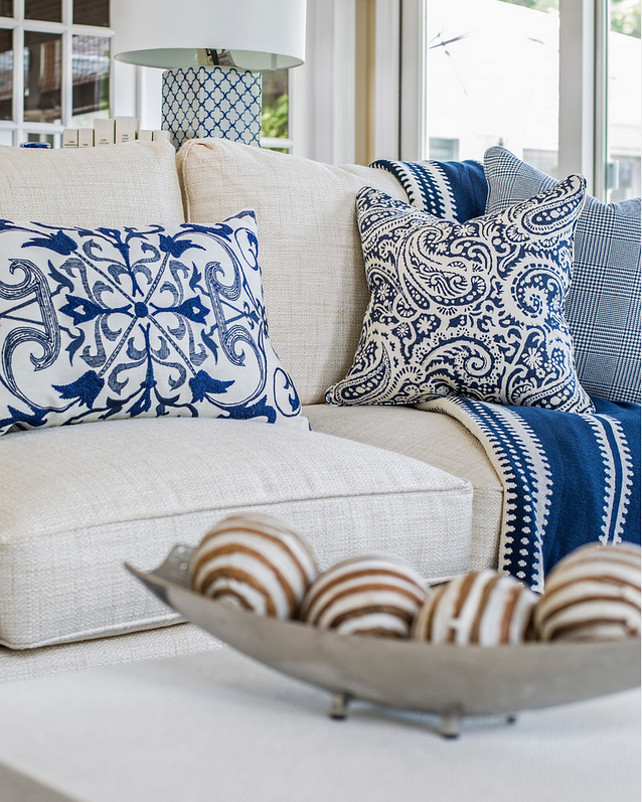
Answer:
[
  {"xmin": 12, "ymin": 1, "xmax": 24, "ymax": 141},
  {"xmin": 62, "ymin": 0, "xmax": 73, "ymax": 127},
  {"xmin": 593, "ymin": 0, "xmax": 608, "ymax": 200},
  {"xmin": 399, "ymin": 0, "xmax": 425, "ymax": 161},
  {"xmin": 558, "ymin": 0, "xmax": 596, "ymax": 192}
]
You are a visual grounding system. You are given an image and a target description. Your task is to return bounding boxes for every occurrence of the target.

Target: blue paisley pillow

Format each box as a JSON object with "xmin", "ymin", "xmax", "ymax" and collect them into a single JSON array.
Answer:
[
  {"xmin": 0, "ymin": 212, "xmax": 306, "ymax": 435},
  {"xmin": 326, "ymin": 175, "xmax": 594, "ymax": 413}
]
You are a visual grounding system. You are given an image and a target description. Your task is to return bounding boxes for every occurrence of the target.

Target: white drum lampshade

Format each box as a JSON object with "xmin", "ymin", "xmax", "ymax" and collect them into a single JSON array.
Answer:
[{"xmin": 113, "ymin": 0, "xmax": 306, "ymax": 148}]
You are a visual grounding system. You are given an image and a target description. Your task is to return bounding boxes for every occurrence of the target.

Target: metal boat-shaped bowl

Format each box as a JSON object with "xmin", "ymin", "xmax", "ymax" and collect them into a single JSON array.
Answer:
[{"xmin": 126, "ymin": 544, "xmax": 640, "ymax": 734}]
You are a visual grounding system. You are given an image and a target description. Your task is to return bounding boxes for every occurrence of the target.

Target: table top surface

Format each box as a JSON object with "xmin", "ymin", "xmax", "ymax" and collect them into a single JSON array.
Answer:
[{"xmin": 0, "ymin": 645, "xmax": 639, "ymax": 802}]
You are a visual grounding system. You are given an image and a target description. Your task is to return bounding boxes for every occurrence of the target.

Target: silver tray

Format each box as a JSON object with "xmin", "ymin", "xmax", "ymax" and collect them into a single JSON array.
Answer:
[{"xmin": 126, "ymin": 544, "xmax": 641, "ymax": 738}]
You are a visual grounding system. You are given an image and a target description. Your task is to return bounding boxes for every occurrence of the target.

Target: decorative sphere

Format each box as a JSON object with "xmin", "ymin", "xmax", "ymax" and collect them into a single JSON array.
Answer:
[
  {"xmin": 301, "ymin": 555, "xmax": 427, "ymax": 638},
  {"xmin": 534, "ymin": 542, "xmax": 641, "ymax": 642},
  {"xmin": 411, "ymin": 569, "xmax": 538, "ymax": 646},
  {"xmin": 189, "ymin": 513, "xmax": 318, "ymax": 619}
]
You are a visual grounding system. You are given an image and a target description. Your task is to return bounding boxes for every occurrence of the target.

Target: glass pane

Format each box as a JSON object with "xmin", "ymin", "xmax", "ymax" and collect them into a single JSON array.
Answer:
[
  {"xmin": 73, "ymin": 0, "xmax": 109, "ymax": 27},
  {"xmin": 24, "ymin": 31, "xmax": 62, "ymax": 124},
  {"xmin": 0, "ymin": 2, "xmax": 13, "ymax": 16},
  {"xmin": 425, "ymin": 0, "xmax": 560, "ymax": 172},
  {"xmin": 25, "ymin": 0, "xmax": 61, "ymax": 22},
  {"xmin": 608, "ymin": 0, "xmax": 641, "ymax": 201},
  {"xmin": 26, "ymin": 131, "xmax": 54, "ymax": 146},
  {"xmin": 261, "ymin": 69, "xmax": 288, "ymax": 141},
  {"xmin": 0, "ymin": 28, "xmax": 12, "ymax": 121},
  {"xmin": 72, "ymin": 35, "xmax": 110, "ymax": 125}
]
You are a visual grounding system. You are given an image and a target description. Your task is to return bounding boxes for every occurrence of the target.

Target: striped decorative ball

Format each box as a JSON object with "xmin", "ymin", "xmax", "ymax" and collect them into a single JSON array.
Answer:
[
  {"xmin": 189, "ymin": 513, "xmax": 318, "ymax": 619},
  {"xmin": 301, "ymin": 555, "xmax": 427, "ymax": 638},
  {"xmin": 534, "ymin": 542, "xmax": 641, "ymax": 642},
  {"xmin": 411, "ymin": 570, "xmax": 538, "ymax": 646}
]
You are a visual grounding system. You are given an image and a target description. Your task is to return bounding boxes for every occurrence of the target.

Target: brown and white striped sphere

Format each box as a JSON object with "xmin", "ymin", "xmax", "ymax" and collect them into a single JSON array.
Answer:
[
  {"xmin": 534, "ymin": 542, "xmax": 641, "ymax": 642},
  {"xmin": 189, "ymin": 513, "xmax": 318, "ymax": 619},
  {"xmin": 301, "ymin": 555, "xmax": 427, "ymax": 638},
  {"xmin": 411, "ymin": 569, "xmax": 538, "ymax": 646}
]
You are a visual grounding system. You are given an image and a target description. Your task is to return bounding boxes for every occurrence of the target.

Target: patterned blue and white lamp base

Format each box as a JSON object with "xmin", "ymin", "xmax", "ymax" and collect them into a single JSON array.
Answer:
[{"xmin": 162, "ymin": 66, "xmax": 263, "ymax": 149}]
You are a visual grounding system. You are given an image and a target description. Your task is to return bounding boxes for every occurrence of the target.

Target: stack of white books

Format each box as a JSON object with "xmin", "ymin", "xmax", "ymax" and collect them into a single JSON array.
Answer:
[{"xmin": 62, "ymin": 118, "xmax": 171, "ymax": 148}]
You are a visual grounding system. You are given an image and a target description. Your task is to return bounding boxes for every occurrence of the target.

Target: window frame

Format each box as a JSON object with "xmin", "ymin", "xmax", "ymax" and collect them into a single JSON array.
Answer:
[
  {"xmin": 0, "ymin": 0, "xmax": 114, "ymax": 147},
  {"xmin": 399, "ymin": 0, "xmax": 618, "ymax": 199}
]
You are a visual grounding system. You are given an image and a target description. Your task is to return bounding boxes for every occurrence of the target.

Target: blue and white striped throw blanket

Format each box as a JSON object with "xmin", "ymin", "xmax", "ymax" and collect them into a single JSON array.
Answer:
[
  {"xmin": 373, "ymin": 158, "xmax": 641, "ymax": 590},
  {"xmin": 419, "ymin": 396, "xmax": 640, "ymax": 591}
]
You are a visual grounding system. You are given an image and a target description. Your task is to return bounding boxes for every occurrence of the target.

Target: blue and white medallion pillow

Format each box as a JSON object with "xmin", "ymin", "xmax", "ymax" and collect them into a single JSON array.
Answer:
[
  {"xmin": 326, "ymin": 176, "xmax": 594, "ymax": 413},
  {"xmin": 485, "ymin": 146, "xmax": 641, "ymax": 404},
  {"xmin": 0, "ymin": 212, "xmax": 306, "ymax": 435}
]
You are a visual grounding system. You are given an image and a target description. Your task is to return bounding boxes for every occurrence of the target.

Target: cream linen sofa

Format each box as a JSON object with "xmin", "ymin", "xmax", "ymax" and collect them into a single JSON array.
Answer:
[{"xmin": 0, "ymin": 139, "xmax": 502, "ymax": 682}]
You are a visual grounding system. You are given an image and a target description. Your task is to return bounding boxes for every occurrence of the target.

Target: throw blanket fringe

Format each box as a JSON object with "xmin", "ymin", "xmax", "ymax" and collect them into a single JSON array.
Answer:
[{"xmin": 417, "ymin": 396, "xmax": 641, "ymax": 592}]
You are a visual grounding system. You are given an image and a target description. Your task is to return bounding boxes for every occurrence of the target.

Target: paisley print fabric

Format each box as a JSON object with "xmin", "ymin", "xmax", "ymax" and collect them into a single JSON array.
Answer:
[
  {"xmin": 326, "ymin": 176, "xmax": 594, "ymax": 413},
  {"xmin": 0, "ymin": 212, "xmax": 305, "ymax": 435}
]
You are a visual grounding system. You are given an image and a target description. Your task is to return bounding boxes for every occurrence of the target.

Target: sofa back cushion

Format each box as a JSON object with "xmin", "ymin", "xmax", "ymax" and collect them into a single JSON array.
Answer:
[
  {"xmin": 0, "ymin": 141, "xmax": 184, "ymax": 228},
  {"xmin": 177, "ymin": 138, "xmax": 408, "ymax": 405}
]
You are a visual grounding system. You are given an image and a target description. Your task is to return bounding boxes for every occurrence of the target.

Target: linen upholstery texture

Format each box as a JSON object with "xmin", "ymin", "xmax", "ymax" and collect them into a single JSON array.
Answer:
[
  {"xmin": 176, "ymin": 138, "xmax": 408, "ymax": 405},
  {"xmin": 0, "ymin": 623, "xmax": 219, "ymax": 683},
  {"xmin": 305, "ymin": 404, "xmax": 502, "ymax": 572},
  {"xmin": 0, "ymin": 141, "xmax": 184, "ymax": 228},
  {"xmin": 484, "ymin": 145, "xmax": 641, "ymax": 404},
  {"xmin": 0, "ymin": 417, "xmax": 472, "ymax": 650}
]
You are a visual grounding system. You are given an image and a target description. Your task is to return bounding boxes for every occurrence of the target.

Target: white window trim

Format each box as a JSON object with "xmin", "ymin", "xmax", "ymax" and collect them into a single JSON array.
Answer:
[{"xmin": 0, "ymin": 0, "xmax": 114, "ymax": 147}]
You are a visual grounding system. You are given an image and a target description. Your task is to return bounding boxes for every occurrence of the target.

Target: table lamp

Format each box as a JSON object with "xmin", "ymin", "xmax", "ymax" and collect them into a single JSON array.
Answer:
[{"xmin": 113, "ymin": 0, "xmax": 306, "ymax": 148}]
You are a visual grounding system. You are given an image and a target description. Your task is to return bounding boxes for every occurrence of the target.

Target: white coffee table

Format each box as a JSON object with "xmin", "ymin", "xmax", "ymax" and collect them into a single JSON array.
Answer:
[{"xmin": 0, "ymin": 645, "xmax": 639, "ymax": 802}]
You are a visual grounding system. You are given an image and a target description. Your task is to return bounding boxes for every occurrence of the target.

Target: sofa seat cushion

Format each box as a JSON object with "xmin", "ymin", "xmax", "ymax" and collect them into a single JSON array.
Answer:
[
  {"xmin": 304, "ymin": 404, "xmax": 502, "ymax": 572},
  {"xmin": 0, "ymin": 417, "xmax": 472, "ymax": 650}
]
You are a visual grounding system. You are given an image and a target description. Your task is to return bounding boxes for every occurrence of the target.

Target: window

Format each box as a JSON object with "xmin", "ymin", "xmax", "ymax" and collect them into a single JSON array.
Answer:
[
  {"xmin": 261, "ymin": 68, "xmax": 291, "ymax": 152},
  {"xmin": 403, "ymin": 0, "xmax": 641, "ymax": 200},
  {"xmin": 0, "ymin": 0, "xmax": 111, "ymax": 146},
  {"xmin": 424, "ymin": 0, "xmax": 560, "ymax": 171}
]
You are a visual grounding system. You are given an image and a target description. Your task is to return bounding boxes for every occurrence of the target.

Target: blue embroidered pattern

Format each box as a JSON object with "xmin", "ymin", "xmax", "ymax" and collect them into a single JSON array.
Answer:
[
  {"xmin": 419, "ymin": 395, "xmax": 640, "ymax": 591},
  {"xmin": 326, "ymin": 177, "xmax": 594, "ymax": 413},
  {"xmin": 0, "ymin": 212, "xmax": 304, "ymax": 435}
]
